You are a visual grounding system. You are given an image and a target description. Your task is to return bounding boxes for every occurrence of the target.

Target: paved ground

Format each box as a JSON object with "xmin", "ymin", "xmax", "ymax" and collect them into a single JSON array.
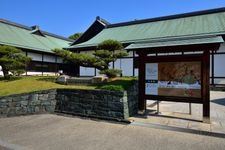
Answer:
[
  {"xmin": 0, "ymin": 91, "xmax": 225, "ymax": 150},
  {"xmin": 130, "ymin": 91, "xmax": 225, "ymax": 134},
  {"xmin": 0, "ymin": 114, "xmax": 225, "ymax": 150}
]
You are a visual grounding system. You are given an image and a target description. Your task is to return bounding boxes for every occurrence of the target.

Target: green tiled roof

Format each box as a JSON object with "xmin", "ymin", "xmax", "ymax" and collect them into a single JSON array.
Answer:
[
  {"xmin": 69, "ymin": 9, "xmax": 225, "ymax": 49},
  {"xmin": 125, "ymin": 36, "xmax": 224, "ymax": 50},
  {"xmin": 0, "ymin": 19, "xmax": 73, "ymax": 53}
]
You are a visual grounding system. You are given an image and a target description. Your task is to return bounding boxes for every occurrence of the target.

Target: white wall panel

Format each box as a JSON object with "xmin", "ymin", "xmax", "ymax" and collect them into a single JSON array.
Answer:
[
  {"xmin": 43, "ymin": 54, "xmax": 56, "ymax": 63},
  {"xmin": 57, "ymin": 57, "xmax": 63, "ymax": 63},
  {"xmin": 114, "ymin": 59, "xmax": 122, "ymax": 70},
  {"xmin": 27, "ymin": 52, "xmax": 42, "ymax": 61},
  {"xmin": 80, "ymin": 67, "xmax": 95, "ymax": 76},
  {"xmin": 217, "ymin": 43, "xmax": 225, "ymax": 52},
  {"xmin": 121, "ymin": 58, "xmax": 133, "ymax": 76},
  {"xmin": 214, "ymin": 54, "xmax": 225, "ymax": 77}
]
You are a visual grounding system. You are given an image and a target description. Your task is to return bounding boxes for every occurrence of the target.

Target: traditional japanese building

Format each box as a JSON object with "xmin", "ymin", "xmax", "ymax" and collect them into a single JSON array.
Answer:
[
  {"xmin": 0, "ymin": 18, "xmax": 78, "ymax": 76},
  {"xmin": 69, "ymin": 7, "xmax": 225, "ymax": 86}
]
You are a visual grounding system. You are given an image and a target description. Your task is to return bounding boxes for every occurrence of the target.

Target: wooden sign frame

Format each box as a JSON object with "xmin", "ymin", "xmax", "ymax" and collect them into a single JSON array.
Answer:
[{"xmin": 136, "ymin": 48, "xmax": 213, "ymax": 122}]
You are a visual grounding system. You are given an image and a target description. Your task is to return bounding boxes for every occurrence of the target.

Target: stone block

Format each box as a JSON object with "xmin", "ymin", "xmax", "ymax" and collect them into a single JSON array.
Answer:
[
  {"xmin": 7, "ymin": 108, "xmax": 16, "ymax": 116},
  {"xmin": 95, "ymin": 102, "xmax": 108, "ymax": 109},
  {"xmin": 108, "ymin": 102, "xmax": 123, "ymax": 112},
  {"xmin": 27, "ymin": 107, "xmax": 35, "ymax": 113},
  {"xmin": 35, "ymin": 106, "xmax": 40, "ymax": 112},
  {"xmin": 41, "ymin": 101, "xmax": 51, "ymax": 106},
  {"xmin": 48, "ymin": 94, "xmax": 56, "ymax": 100},
  {"xmin": 56, "ymin": 75, "xmax": 70, "ymax": 84},
  {"xmin": 108, "ymin": 111, "xmax": 123, "ymax": 118},
  {"xmin": 50, "ymin": 100, "xmax": 57, "ymax": 105},
  {"xmin": 93, "ymin": 94, "xmax": 105, "ymax": 101},
  {"xmin": 0, "ymin": 98, "xmax": 12, "ymax": 103},
  {"xmin": 95, "ymin": 110, "xmax": 109, "ymax": 117},
  {"xmin": 0, "ymin": 102, "xmax": 8, "ymax": 108},
  {"xmin": 38, "ymin": 94, "xmax": 48, "ymax": 101},
  {"xmin": 30, "ymin": 99, "xmax": 41, "ymax": 106},
  {"xmin": 9, "ymin": 102, "xmax": 19, "ymax": 107},
  {"xmin": 0, "ymin": 107, "xmax": 8, "ymax": 115},
  {"xmin": 12, "ymin": 97, "xmax": 22, "ymax": 102},
  {"xmin": 112, "ymin": 96, "xmax": 124, "ymax": 103},
  {"xmin": 44, "ymin": 106, "xmax": 55, "ymax": 112},
  {"xmin": 20, "ymin": 101, "xmax": 28, "ymax": 106},
  {"xmin": 70, "ymin": 96, "xmax": 79, "ymax": 102},
  {"xmin": 91, "ymin": 76, "xmax": 108, "ymax": 84},
  {"xmin": 30, "ymin": 94, "xmax": 39, "ymax": 101},
  {"xmin": 15, "ymin": 107, "xmax": 26, "ymax": 114}
]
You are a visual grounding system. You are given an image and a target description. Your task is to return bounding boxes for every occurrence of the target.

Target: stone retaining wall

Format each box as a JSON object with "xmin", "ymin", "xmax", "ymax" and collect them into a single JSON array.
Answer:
[
  {"xmin": 0, "ymin": 83, "xmax": 138, "ymax": 121},
  {"xmin": 0, "ymin": 90, "xmax": 57, "ymax": 117}
]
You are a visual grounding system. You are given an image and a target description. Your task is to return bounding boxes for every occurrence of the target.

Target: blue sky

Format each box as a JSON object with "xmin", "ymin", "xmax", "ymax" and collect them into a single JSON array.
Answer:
[{"xmin": 1, "ymin": 0, "xmax": 225, "ymax": 37}]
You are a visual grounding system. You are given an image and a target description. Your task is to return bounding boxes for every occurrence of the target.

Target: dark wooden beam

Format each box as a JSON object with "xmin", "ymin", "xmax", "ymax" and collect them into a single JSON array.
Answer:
[
  {"xmin": 202, "ymin": 50, "xmax": 210, "ymax": 123},
  {"xmin": 211, "ymin": 51, "xmax": 215, "ymax": 85},
  {"xmin": 137, "ymin": 53, "xmax": 146, "ymax": 112}
]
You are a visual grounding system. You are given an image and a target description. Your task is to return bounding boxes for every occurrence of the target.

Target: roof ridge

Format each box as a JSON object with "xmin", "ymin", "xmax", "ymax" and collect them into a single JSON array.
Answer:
[
  {"xmin": 134, "ymin": 34, "xmax": 222, "ymax": 44},
  {"xmin": 0, "ymin": 18, "xmax": 31, "ymax": 30},
  {"xmin": 96, "ymin": 16, "xmax": 111, "ymax": 26},
  {"xmin": 107, "ymin": 7, "xmax": 225, "ymax": 28},
  {"xmin": 0, "ymin": 18, "xmax": 74, "ymax": 42}
]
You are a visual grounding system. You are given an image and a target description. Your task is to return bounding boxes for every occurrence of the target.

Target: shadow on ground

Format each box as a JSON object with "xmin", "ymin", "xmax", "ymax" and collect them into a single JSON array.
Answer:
[
  {"xmin": 36, "ymin": 77, "xmax": 56, "ymax": 82},
  {"xmin": 0, "ymin": 76, "xmax": 22, "ymax": 82},
  {"xmin": 211, "ymin": 98, "xmax": 225, "ymax": 106}
]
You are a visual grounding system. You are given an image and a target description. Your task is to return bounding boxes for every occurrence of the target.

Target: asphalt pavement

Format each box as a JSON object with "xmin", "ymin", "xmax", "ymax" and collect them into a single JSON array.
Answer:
[
  {"xmin": 1, "ymin": 91, "xmax": 225, "ymax": 150},
  {"xmin": 0, "ymin": 114, "xmax": 225, "ymax": 150}
]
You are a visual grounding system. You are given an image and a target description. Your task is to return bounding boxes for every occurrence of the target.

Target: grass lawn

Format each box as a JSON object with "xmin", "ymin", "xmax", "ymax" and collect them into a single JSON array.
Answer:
[{"xmin": 0, "ymin": 76, "xmax": 136, "ymax": 96}]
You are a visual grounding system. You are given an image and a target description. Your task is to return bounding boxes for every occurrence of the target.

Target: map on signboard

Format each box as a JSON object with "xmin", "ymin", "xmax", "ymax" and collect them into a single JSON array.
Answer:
[
  {"xmin": 145, "ymin": 63, "xmax": 158, "ymax": 95},
  {"xmin": 145, "ymin": 62, "xmax": 201, "ymax": 98}
]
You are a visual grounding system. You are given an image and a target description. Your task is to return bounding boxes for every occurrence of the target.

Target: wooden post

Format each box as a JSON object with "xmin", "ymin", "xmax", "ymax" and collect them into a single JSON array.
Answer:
[
  {"xmin": 133, "ymin": 51, "xmax": 135, "ymax": 76},
  {"xmin": 137, "ymin": 52, "xmax": 146, "ymax": 114},
  {"xmin": 202, "ymin": 50, "xmax": 210, "ymax": 123},
  {"xmin": 189, "ymin": 103, "xmax": 192, "ymax": 115},
  {"xmin": 25, "ymin": 50, "xmax": 28, "ymax": 76},
  {"xmin": 211, "ymin": 51, "xmax": 214, "ymax": 86},
  {"xmin": 41, "ymin": 53, "xmax": 44, "ymax": 76}
]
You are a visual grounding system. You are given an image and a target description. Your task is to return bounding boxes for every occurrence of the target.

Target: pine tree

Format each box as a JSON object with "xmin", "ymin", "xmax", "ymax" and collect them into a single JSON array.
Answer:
[
  {"xmin": 0, "ymin": 45, "xmax": 31, "ymax": 79},
  {"xmin": 53, "ymin": 39, "xmax": 128, "ymax": 78}
]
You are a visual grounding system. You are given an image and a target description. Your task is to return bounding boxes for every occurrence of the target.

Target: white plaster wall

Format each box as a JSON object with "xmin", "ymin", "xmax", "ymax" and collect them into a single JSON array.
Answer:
[
  {"xmin": 0, "ymin": 66, "xmax": 3, "ymax": 76},
  {"xmin": 27, "ymin": 52, "xmax": 42, "ymax": 61},
  {"xmin": 57, "ymin": 57, "xmax": 63, "ymax": 63},
  {"xmin": 114, "ymin": 58, "xmax": 133, "ymax": 76},
  {"xmin": 217, "ymin": 43, "xmax": 225, "ymax": 53},
  {"xmin": 43, "ymin": 54, "xmax": 56, "ymax": 63},
  {"xmin": 25, "ymin": 72, "xmax": 57, "ymax": 76},
  {"xmin": 80, "ymin": 67, "xmax": 95, "ymax": 76},
  {"xmin": 214, "ymin": 43, "xmax": 225, "ymax": 84}
]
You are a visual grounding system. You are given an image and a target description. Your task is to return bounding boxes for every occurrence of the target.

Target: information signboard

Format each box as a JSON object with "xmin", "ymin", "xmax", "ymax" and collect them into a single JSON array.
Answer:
[{"xmin": 145, "ymin": 62, "xmax": 201, "ymax": 98}]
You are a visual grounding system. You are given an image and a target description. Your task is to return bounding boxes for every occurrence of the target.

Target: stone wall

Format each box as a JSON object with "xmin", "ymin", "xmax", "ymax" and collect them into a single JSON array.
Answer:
[
  {"xmin": 0, "ymin": 83, "xmax": 138, "ymax": 121},
  {"xmin": 0, "ymin": 90, "xmax": 56, "ymax": 117}
]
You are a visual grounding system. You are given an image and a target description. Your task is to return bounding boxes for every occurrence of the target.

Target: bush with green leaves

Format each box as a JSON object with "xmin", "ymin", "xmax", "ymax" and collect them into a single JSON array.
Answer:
[
  {"xmin": 98, "ymin": 85, "xmax": 124, "ymax": 91},
  {"xmin": 99, "ymin": 69, "xmax": 122, "ymax": 78},
  {"xmin": 11, "ymin": 69, "xmax": 26, "ymax": 76}
]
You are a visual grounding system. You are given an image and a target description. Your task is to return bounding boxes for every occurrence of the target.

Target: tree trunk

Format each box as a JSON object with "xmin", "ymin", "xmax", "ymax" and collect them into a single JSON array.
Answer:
[{"xmin": 2, "ymin": 65, "xmax": 9, "ymax": 79}]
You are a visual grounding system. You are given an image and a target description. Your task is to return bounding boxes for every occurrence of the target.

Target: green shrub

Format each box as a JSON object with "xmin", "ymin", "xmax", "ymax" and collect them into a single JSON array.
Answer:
[
  {"xmin": 96, "ymin": 77, "xmax": 137, "ymax": 91},
  {"xmin": 99, "ymin": 69, "xmax": 122, "ymax": 78},
  {"xmin": 98, "ymin": 85, "xmax": 124, "ymax": 91},
  {"xmin": 11, "ymin": 69, "xmax": 25, "ymax": 76}
]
